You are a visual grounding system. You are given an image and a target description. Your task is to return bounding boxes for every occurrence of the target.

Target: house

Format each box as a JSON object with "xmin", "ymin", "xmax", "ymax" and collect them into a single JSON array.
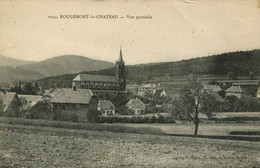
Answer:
[
  {"xmin": 72, "ymin": 48, "xmax": 126, "ymax": 97},
  {"xmin": 51, "ymin": 88, "xmax": 98, "ymax": 122},
  {"xmin": 225, "ymin": 85, "xmax": 243, "ymax": 98},
  {"xmin": 0, "ymin": 92, "xmax": 21, "ymax": 117},
  {"xmin": 153, "ymin": 89, "xmax": 167, "ymax": 97},
  {"xmin": 126, "ymin": 98, "xmax": 146, "ymax": 115},
  {"xmin": 138, "ymin": 84, "xmax": 157, "ymax": 97},
  {"xmin": 203, "ymin": 85, "xmax": 222, "ymax": 93},
  {"xmin": 257, "ymin": 87, "xmax": 260, "ymax": 98},
  {"xmin": 98, "ymin": 100, "xmax": 115, "ymax": 116}
]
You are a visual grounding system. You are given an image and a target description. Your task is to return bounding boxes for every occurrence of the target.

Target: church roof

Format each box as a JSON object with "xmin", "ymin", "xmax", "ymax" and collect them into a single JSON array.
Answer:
[
  {"xmin": 73, "ymin": 74, "xmax": 119, "ymax": 83},
  {"xmin": 51, "ymin": 88, "xmax": 94, "ymax": 104}
]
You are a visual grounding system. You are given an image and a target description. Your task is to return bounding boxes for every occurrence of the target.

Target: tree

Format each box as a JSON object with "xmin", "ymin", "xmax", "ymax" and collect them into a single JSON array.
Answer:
[
  {"xmin": 234, "ymin": 95, "xmax": 260, "ymax": 112},
  {"xmin": 224, "ymin": 95, "xmax": 239, "ymax": 112},
  {"xmin": 172, "ymin": 74, "xmax": 214, "ymax": 136},
  {"xmin": 23, "ymin": 82, "xmax": 37, "ymax": 95}
]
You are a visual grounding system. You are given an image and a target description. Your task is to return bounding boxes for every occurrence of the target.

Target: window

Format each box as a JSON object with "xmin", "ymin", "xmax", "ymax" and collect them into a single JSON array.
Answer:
[
  {"xmin": 54, "ymin": 104, "xmax": 57, "ymax": 110},
  {"xmin": 62, "ymin": 104, "xmax": 66, "ymax": 110}
]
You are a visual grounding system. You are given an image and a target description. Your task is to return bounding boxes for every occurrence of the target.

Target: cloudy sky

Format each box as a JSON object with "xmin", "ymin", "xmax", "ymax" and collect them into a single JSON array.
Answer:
[{"xmin": 0, "ymin": 0, "xmax": 260, "ymax": 65}]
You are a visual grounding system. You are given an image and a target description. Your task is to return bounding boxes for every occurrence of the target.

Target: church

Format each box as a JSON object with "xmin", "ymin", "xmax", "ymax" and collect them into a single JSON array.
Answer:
[{"xmin": 72, "ymin": 47, "xmax": 126, "ymax": 97}]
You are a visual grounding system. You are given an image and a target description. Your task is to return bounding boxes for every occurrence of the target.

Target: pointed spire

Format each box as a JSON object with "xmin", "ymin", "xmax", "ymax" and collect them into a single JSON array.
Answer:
[{"xmin": 118, "ymin": 46, "xmax": 123, "ymax": 62}]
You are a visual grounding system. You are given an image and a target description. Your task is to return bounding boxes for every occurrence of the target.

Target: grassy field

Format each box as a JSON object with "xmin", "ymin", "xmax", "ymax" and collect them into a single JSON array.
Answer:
[{"xmin": 0, "ymin": 123, "xmax": 259, "ymax": 168}]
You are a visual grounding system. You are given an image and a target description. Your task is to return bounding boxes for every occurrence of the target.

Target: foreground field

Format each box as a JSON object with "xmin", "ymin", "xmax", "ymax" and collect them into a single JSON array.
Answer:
[{"xmin": 0, "ymin": 123, "xmax": 259, "ymax": 168}]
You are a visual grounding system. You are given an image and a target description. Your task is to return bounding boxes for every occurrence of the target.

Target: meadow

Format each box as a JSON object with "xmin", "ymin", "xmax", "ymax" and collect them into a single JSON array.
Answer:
[{"xmin": 0, "ymin": 112, "xmax": 259, "ymax": 167}]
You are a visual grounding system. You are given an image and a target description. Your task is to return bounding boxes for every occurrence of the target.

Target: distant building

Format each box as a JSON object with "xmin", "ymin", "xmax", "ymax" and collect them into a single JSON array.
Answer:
[
  {"xmin": 225, "ymin": 85, "xmax": 243, "ymax": 98},
  {"xmin": 72, "ymin": 48, "xmax": 126, "ymax": 97},
  {"xmin": 257, "ymin": 87, "xmax": 260, "ymax": 98},
  {"xmin": 0, "ymin": 92, "xmax": 21, "ymax": 116},
  {"xmin": 153, "ymin": 89, "xmax": 167, "ymax": 97},
  {"xmin": 138, "ymin": 84, "xmax": 157, "ymax": 97},
  {"xmin": 126, "ymin": 98, "xmax": 146, "ymax": 115},
  {"xmin": 51, "ymin": 88, "xmax": 98, "ymax": 122},
  {"xmin": 98, "ymin": 100, "xmax": 115, "ymax": 116}
]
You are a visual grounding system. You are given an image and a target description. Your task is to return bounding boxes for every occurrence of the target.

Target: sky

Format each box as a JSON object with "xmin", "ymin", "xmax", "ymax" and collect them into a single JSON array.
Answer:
[{"xmin": 0, "ymin": 0, "xmax": 260, "ymax": 65}]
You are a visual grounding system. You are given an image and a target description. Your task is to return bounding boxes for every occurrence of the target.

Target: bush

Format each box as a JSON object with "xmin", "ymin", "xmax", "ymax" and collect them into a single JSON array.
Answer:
[{"xmin": 96, "ymin": 114, "xmax": 175, "ymax": 124}]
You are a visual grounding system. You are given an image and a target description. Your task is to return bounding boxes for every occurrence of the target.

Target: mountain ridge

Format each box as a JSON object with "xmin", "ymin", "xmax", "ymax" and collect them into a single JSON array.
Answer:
[
  {"xmin": 0, "ymin": 55, "xmax": 35, "ymax": 67},
  {"xmin": 35, "ymin": 49, "xmax": 260, "ymax": 89},
  {"xmin": 0, "ymin": 55, "xmax": 114, "ymax": 87}
]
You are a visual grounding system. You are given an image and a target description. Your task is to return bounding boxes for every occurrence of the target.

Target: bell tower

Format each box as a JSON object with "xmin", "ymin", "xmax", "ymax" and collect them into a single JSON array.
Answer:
[{"xmin": 115, "ymin": 46, "xmax": 126, "ymax": 90}]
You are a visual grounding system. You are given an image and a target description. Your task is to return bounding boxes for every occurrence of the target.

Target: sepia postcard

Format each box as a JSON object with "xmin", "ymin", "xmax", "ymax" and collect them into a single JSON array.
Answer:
[{"xmin": 0, "ymin": 0, "xmax": 260, "ymax": 167}]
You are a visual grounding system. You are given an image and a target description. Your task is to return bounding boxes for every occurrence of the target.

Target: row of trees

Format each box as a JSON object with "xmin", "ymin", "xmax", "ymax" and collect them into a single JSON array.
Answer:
[{"xmin": 9, "ymin": 82, "xmax": 40, "ymax": 95}]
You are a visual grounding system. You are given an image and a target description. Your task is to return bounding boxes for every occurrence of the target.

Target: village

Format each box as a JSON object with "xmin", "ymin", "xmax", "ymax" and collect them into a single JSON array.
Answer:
[{"xmin": 1, "ymin": 48, "xmax": 260, "ymax": 124}]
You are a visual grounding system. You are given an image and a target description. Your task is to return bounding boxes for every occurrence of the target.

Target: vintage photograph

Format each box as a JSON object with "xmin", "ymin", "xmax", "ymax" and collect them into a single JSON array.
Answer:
[{"xmin": 0, "ymin": 0, "xmax": 260, "ymax": 167}]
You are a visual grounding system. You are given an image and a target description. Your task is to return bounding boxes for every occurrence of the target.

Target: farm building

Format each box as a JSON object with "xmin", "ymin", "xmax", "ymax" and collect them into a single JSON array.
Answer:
[
  {"xmin": 98, "ymin": 100, "xmax": 115, "ymax": 116},
  {"xmin": 126, "ymin": 98, "xmax": 146, "ymax": 115},
  {"xmin": 0, "ymin": 92, "xmax": 21, "ymax": 117},
  {"xmin": 51, "ymin": 88, "xmax": 98, "ymax": 122},
  {"xmin": 225, "ymin": 85, "xmax": 243, "ymax": 98}
]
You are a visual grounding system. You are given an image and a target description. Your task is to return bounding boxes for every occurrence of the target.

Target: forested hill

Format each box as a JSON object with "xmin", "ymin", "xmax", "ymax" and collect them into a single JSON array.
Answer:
[{"xmin": 37, "ymin": 49, "xmax": 260, "ymax": 89}]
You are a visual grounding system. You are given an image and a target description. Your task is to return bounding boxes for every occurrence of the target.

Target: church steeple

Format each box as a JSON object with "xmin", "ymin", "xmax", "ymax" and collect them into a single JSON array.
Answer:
[
  {"xmin": 118, "ymin": 46, "xmax": 123, "ymax": 62},
  {"xmin": 115, "ymin": 46, "xmax": 126, "ymax": 90}
]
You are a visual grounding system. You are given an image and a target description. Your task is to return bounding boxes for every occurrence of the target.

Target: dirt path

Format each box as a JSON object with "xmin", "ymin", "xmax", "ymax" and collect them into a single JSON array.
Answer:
[{"xmin": 0, "ymin": 123, "xmax": 259, "ymax": 168}]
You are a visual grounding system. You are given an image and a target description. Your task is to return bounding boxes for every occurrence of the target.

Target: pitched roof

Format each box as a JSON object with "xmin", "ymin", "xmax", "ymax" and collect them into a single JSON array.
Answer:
[
  {"xmin": 98, "ymin": 100, "xmax": 115, "ymax": 110},
  {"xmin": 51, "ymin": 88, "xmax": 94, "ymax": 104},
  {"xmin": 0, "ymin": 92, "xmax": 17, "ymax": 112},
  {"xmin": 126, "ymin": 98, "xmax": 145, "ymax": 109},
  {"xmin": 73, "ymin": 74, "xmax": 119, "ymax": 83},
  {"xmin": 153, "ymin": 89, "xmax": 165, "ymax": 96},
  {"xmin": 44, "ymin": 88, "xmax": 61, "ymax": 97},
  {"xmin": 204, "ymin": 85, "xmax": 222, "ymax": 93},
  {"xmin": 18, "ymin": 95, "xmax": 42, "ymax": 106},
  {"xmin": 225, "ymin": 86, "xmax": 243, "ymax": 93}
]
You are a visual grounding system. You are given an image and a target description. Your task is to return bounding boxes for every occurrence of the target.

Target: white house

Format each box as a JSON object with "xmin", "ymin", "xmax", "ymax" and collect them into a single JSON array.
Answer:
[
  {"xmin": 98, "ymin": 100, "xmax": 116, "ymax": 116},
  {"xmin": 225, "ymin": 85, "xmax": 243, "ymax": 98},
  {"xmin": 126, "ymin": 98, "xmax": 146, "ymax": 115}
]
